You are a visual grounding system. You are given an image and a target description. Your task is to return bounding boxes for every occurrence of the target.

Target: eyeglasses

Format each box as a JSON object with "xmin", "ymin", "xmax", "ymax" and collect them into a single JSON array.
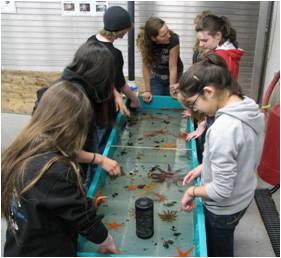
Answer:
[{"xmin": 186, "ymin": 93, "xmax": 201, "ymax": 110}]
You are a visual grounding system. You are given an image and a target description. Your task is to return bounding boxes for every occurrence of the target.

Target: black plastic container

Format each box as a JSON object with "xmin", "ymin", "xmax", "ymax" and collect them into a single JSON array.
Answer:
[{"xmin": 135, "ymin": 197, "xmax": 154, "ymax": 239}]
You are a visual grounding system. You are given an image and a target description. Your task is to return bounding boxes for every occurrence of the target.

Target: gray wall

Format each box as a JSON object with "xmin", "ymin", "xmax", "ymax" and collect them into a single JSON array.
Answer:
[
  {"xmin": 2, "ymin": 1, "xmax": 260, "ymax": 96},
  {"xmin": 263, "ymin": 1, "xmax": 280, "ymax": 94}
]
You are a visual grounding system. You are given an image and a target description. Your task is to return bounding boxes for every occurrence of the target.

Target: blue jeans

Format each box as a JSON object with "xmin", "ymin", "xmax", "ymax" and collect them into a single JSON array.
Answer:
[
  {"xmin": 150, "ymin": 76, "xmax": 170, "ymax": 96},
  {"xmin": 204, "ymin": 206, "xmax": 247, "ymax": 257},
  {"xmin": 97, "ymin": 127, "xmax": 112, "ymax": 153}
]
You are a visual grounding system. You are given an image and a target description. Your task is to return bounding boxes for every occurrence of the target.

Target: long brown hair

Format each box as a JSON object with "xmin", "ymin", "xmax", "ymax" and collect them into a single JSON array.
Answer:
[
  {"xmin": 137, "ymin": 17, "xmax": 167, "ymax": 69},
  {"xmin": 67, "ymin": 40, "xmax": 116, "ymax": 127},
  {"xmin": 194, "ymin": 11, "xmax": 238, "ymax": 49},
  {"xmin": 2, "ymin": 81, "xmax": 92, "ymax": 221}
]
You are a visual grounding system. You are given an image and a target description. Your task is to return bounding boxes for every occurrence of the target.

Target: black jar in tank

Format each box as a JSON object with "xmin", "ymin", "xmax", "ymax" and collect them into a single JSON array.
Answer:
[{"xmin": 135, "ymin": 197, "xmax": 154, "ymax": 239}]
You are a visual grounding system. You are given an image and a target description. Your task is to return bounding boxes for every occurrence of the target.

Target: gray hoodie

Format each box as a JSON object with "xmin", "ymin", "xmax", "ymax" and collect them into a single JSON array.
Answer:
[{"xmin": 202, "ymin": 96, "xmax": 265, "ymax": 215}]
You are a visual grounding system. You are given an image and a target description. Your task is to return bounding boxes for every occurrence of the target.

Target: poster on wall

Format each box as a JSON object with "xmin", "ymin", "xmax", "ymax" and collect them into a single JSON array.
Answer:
[
  {"xmin": 61, "ymin": 1, "xmax": 107, "ymax": 16},
  {"xmin": 1, "ymin": 0, "xmax": 16, "ymax": 13},
  {"xmin": 95, "ymin": 1, "xmax": 107, "ymax": 14}
]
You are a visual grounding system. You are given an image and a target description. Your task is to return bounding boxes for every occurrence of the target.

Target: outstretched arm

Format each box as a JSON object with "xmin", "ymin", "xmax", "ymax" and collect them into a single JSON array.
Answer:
[
  {"xmin": 113, "ymin": 87, "xmax": 130, "ymax": 117},
  {"xmin": 169, "ymin": 45, "xmax": 180, "ymax": 97},
  {"xmin": 141, "ymin": 63, "xmax": 153, "ymax": 103},
  {"xmin": 76, "ymin": 150, "xmax": 121, "ymax": 176}
]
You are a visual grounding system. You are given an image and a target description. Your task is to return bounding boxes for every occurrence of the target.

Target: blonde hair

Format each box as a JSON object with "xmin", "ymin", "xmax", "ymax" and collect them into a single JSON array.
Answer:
[
  {"xmin": 100, "ymin": 25, "xmax": 132, "ymax": 41},
  {"xmin": 1, "ymin": 81, "xmax": 92, "ymax": 221}
]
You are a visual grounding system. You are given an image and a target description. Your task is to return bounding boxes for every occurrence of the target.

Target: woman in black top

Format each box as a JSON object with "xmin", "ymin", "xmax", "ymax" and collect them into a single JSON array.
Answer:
[
  {"xmin": 2, "ymin": 81, "xmax": 119, "ymax": 256},
  {"xmin": 137, "ymin": 17, "xmax": 183, "ymax": 103}
]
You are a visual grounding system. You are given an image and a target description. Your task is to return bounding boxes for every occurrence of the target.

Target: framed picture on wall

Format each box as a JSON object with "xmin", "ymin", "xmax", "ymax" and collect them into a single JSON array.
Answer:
[
  {"xmin": 1, "ymin": 0, "xmax": 16, "ymax": 13},
  {"xmin": 95, "ymin": 1, "xmax": 107, "ymax": 15},
  {"xmin": 61, "ymin": 1, "xmax": 76, "ymax": 15},
  {"xmin": 77, "ymin": 0, "xmax": 93, "ymax": 16},
  {"xmin": 61, "ymin": 0, "xmax": 107, "ymax": 16}
]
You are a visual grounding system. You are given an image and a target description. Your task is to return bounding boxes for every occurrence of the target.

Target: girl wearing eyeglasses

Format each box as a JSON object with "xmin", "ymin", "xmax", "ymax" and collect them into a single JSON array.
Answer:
[
  {"xmin": 178, "ymin": 54, "xmax": 264, "ymax": 257},
  {"xmin": 184, "ymin": 11, "xmax": 245, "ymax": 163}
]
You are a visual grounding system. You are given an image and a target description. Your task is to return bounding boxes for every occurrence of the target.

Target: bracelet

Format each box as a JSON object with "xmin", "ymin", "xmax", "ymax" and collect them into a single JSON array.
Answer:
[
  {"xmin": 193, "ymin": 186, "xmax": 197, "ymax": 198},
  {"xmin": 142, "ymin": 90, "xmax": 151, "ymax": 93},
  {"xmin": 90, "ymin": 153, "xmax": 96, "ymax": 164}
]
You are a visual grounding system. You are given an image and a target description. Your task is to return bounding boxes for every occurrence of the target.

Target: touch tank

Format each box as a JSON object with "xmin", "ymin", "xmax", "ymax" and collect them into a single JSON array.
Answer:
[{"xmin": 77, "ymin": 96, "xmax": 207, "ymax": 257}]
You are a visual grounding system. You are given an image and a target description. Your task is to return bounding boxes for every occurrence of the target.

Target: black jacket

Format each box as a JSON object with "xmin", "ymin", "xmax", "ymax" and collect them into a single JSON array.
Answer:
[
  {"xmin": 33, "ymin": 69, "xmax": 99, "ymax": 155},
  {"xmin": 87, "ymin": 35, "xmax": 125, "ymax": 92},
  {"xmin": 4, "ymin": 153, "xmax": 108, "ymax": 257}
]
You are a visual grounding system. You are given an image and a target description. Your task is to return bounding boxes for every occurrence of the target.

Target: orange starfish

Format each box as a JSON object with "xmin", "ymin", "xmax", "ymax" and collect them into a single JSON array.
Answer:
[
  {"xmin": 95, "ymin": 190, "xmax": 108, "ymax": 208},
  {"xmin": 153, "ymin": 192, "xmax": 168, "ymax": 202},
  {"xmin": 192, "ymin": 201, "xmax": 196, "ymax": 209},
  {"xmin": 141, "ymin": 183, "xmax": 158, "ymax": 194},
  {"xmin": 161, "ymin": 143, "xmax": 177, "ymax": 149},
  {"xmin": 106, "ymin": 221, "xmax": 125, "ymax": 231},
  {"xmin": 144, "ymin": 129, "xmax": 166, "ymax": 138},
  {"xmin": 174, "ymin": 132, "xmax": 188, "ymax": 140},
  {"xmin": 175, "ymin": 246, "xmax": 193, "ymax": 257},
  {"xmin": 95, "ymin": 196, "xmax": 108, "ymax": 208},
  {"xmin": 127, "ymin": 184, "xmax": 138, "ymax": 191}
]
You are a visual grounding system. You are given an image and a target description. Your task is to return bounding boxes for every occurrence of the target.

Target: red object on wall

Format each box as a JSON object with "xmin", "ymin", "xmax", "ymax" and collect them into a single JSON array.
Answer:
[
  {"xmin": 262, "ymin": 71, "xmax": 280, "ymax": 112},
  {"xmin": 258, "ymin": 104, "xmax": 280, "ymax": 185}
]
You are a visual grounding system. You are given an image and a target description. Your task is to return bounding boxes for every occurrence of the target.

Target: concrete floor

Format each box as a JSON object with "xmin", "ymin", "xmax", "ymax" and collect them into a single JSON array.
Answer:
[{"xmin": 1, "ymin": 112, "xmax": 279, "ymax": 256}]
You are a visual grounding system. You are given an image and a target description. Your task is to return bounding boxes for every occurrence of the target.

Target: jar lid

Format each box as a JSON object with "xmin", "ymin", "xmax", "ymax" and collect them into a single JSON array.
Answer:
[{"xmin": 135, "ymin": 197, "xmax": 153, "ymax": 209}]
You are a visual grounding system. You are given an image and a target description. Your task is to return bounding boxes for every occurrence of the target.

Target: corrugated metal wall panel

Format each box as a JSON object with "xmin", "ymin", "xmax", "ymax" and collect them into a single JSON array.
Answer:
[
  {"xmin": 133, "ymin": 1, "xmax": 260, "ymax": 96},
  {"xmin": 1, "ymin": 1, "xmax": 127, "ymax": 71},
  {"xmin": 2, "ymin": 1, "xmax": 260, "ymax": 95}
]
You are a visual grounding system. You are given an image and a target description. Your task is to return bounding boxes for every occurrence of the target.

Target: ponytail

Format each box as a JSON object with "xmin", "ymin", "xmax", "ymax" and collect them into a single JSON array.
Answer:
[
  {"xmin": 195, "ymin": 12, "xmax": 238, "ymax": 48},
  {"xmin": 220, "ymin": 16, "xmax": 238, "ymax": 48}
]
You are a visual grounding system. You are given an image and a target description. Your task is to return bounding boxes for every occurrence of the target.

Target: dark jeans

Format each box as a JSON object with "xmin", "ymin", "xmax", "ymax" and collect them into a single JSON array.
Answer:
[
  {"xmin": 204, "ymin": 206, "xmax": 247, "ymax": 257},
  {"xmin": 150, "ymin": 76, "xmax": 170, "ymax": 96},
  {"xmin": 196, "ymin": 116, "xmax": 215, "ymax": 163},
  {"xmin": 97, "ymin": 127, "xmax": 112, "ymax": 154}
]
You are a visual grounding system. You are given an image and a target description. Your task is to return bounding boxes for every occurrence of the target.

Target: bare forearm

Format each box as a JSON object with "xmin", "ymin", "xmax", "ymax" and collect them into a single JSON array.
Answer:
[
  {"xmin": 122, "ymin": 83, "xmax": 135, "ymax": 99},
  {"xmin": 169, "ymin": 67, "xmax": 178, "ymax": 85},
  {"xmin": 76, "ymin": 150, "xmax": 103, "ymax": 166},
  {"xmin": 189, "ymin": 185, "xmax": 209, "ymax": 199},
  {"xmin": 113, "ymin": 87, "xmax": 120, "ymax": 98},
  {"xmin": 142, "ymin": 64, "xmax": 151, "ymax": 92}
]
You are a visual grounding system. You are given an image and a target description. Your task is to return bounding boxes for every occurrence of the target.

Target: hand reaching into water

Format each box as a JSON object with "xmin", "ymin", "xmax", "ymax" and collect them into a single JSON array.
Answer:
[
  {"xmin": 114, "ymin": 88, "xmax": 130, "ymax": 118},
  {"xmin": 185, "ymin": 120, "xmax": 207, "ymax": 141},
  {"xmin": 180, "ymin": 187, "xmax": 195, "ymax": 213},
  {"xmin": 96, "ymin": 154, "xmax": 121, "ymax": 176},
  {"xmin": 142, "ymin": 91, "xmax": 152, "ymax": 103},
  {"xmin": 182, "ymin": 109, "xmax": 191, "ymax": 118},
  {"xmin": 182, "ymin": 164, "xmax": 203, "ymax": 185},
  {"xmin": 98, "ymin": 234, "xmax": 120, "ymax": 254},
  {"xmin": 170, "ymin": 83, "xmax": 179, "ymax": 99}
]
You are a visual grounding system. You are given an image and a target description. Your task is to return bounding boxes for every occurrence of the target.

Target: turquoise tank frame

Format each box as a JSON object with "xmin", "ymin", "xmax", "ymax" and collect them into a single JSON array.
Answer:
[{"xmin": 77, "ymin": 96, "xmax": 207, "ymax": 257}]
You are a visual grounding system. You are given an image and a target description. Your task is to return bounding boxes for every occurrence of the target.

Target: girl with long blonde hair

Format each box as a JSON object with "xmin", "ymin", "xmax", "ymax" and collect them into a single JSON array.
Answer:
[{"xmin": 2, "ymin": 81, "xmax": 119, "ymax": 256}]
